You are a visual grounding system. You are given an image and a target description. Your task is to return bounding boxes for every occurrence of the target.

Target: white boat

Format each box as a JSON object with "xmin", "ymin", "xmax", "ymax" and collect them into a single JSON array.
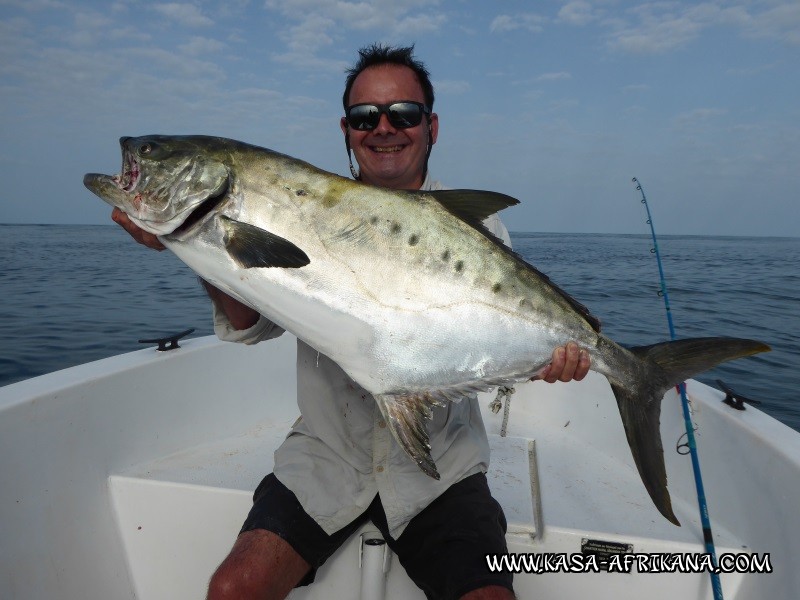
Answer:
[{"xmin": 1, "ymin": 333, "xmax": 797, "ymax": 599}]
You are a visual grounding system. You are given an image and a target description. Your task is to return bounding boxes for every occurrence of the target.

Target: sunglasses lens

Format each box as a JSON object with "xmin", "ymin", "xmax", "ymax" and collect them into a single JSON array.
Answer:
[
  {"xmin": 347, "ymin": 105, "xmax": 380, "ymax": 130},
  {"xmin": 347, "ymin": 103, "xmax": 425, "ymax": 130},
  {"xmin": 388, "ymin": 103, "xmax": 423, "ymax": 128}
]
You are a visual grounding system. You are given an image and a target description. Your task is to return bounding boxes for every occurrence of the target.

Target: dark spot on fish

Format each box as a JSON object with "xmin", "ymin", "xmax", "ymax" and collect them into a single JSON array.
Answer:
[
  {"xmin": 408, "ymin": 234, "xmax": 419, "ymax": 246},
  {"xmin": 295, "ymin": 189, "xmax": 307, "ymax": 196},
  {"xmin": 455, "ymin": 260, "xmax": 464, "ymax": 272},
  {"xmin": 320, "ymin": 179, "xmax": 352, "ymax": 208},
  {"xmin": 370, "ymin": 216, "xmax": 379, "ymax": 225},
  {"xmin": 441, "ymin": 249, "xmax": 450, "ymax": 261},
  {"xmin": 391, "ymin": 222, "xmax": 401, "ymax": 234},
  {"xmin": 492, "ymin": 283, "xmax": 502, "ymax": 293}
]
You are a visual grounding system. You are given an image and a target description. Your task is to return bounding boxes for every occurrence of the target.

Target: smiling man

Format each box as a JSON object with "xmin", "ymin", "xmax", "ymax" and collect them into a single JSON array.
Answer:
[
  {"xmin": 341, "ymin": 57, "xmax": 438, "ymax": 191},
  {"xmin": 114, "ymin": 44, "xmax": 589, "ymax": 600},
  {"xmin": 205, "ymin": 45, "xmax": 589, "ymax": 600}
]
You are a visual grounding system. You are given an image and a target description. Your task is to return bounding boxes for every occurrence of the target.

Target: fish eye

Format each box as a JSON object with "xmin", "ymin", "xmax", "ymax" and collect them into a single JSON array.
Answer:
[{"xmin": 138, "ymin": 143, "xmax": 153, "ymax": 156}]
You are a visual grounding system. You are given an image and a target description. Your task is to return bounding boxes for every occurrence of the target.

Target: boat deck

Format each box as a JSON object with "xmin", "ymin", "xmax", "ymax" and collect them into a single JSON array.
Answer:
[
  {"xmin": 109, "ymin": 378, "xmax": 744, "ymax": 599},
  {"xmin": 4, "ymin": 334, "xmax": 797, "ymax": 599}
]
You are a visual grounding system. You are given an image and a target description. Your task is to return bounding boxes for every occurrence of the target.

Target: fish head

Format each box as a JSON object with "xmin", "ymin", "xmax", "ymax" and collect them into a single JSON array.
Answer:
[{"xmin": 84, "ymin": 135, "xmax": 230, "ymax": 236}]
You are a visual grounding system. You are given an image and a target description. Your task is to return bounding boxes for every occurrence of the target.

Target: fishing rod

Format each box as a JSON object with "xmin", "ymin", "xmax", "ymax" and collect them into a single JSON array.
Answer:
[{"xmin": 632, "ymin": 177, "xmax": 724, "ymax": 600}]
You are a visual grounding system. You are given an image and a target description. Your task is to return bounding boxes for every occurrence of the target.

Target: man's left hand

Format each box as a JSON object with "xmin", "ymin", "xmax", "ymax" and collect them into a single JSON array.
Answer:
[{"xmin": 533, "ymin": 342, "xmax": 590, "ymax": 383}]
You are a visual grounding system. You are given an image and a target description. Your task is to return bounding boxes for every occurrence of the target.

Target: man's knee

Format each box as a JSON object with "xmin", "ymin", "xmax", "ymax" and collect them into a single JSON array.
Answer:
[
  {"xmin": 206, "ymin": 530, "xmax": 310, "ymax": 600},
  {"xmin": 207, "ymin": 557, "xmax": 267, "ymax": 600},
  {"xmin": 206, "ymin": 562, "xmax": 243, "ymax": 600}
]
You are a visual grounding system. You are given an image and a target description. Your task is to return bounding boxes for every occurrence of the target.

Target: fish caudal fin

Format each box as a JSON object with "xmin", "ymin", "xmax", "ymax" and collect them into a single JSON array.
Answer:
[
  {"xmin": 612, "ymin": 337, "xmax": 770, "ymax": 526},
  {"xmin": 375, "ymin": 393, "xmax": 445, "ymax": 479}
]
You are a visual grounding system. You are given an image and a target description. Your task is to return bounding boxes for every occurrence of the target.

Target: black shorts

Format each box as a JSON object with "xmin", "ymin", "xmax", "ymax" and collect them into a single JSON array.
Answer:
[{"xmin": 240, "ymin": 472, "xmax": 513, "ymax": 600}]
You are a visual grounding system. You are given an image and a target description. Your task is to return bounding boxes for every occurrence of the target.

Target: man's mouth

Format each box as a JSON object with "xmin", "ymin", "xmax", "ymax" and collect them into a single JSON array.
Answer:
[{"xmin": 371, "ymin": 145, "xmax": 404, "ymax": 153}]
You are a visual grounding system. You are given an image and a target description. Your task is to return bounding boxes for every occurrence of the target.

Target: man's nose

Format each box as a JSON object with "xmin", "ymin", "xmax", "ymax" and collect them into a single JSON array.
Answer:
[{"xmin": 372, "ymin": 112, "xmax": 396, "ymax": 134}]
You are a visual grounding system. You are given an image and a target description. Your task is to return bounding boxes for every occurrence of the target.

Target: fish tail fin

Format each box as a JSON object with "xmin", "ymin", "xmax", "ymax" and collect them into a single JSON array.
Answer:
[
  {"xmin": 612, "ymin": 337, "xmax": 770, "ymax": 526},
  {"xmin": 374, "ymin": 393, "xmax": 443, "ymax": 480}
]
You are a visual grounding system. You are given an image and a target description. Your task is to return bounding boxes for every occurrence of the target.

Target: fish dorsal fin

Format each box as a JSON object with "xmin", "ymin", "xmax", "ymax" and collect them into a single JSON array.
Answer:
[
  {"xmin": 426, "ymin": 189, "xmax": 520, "ymax": 225},
  {"xmin": 221, "ymin": 216, "xmax": 310, "ymax": 269}
]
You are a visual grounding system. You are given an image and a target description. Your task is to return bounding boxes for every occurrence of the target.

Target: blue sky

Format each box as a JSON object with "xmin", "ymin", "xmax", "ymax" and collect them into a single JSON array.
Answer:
[{"xmin": 1, "ymin": 0, "xmax": 798, "ymax": 235}]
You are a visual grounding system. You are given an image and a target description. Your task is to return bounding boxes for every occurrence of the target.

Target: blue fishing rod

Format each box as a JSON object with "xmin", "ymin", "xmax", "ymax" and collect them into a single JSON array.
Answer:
[{"xmin": 632, "ymin": 177, "xmax": 724, "ymax": 600}]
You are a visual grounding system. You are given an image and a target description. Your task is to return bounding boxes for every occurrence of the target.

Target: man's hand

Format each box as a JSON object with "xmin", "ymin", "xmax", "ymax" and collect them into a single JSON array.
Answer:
[
  {"xmin": 534, "ymin": 342, "xmax": 590, "ymax": 383},
  {"xmin": 111, "ymin": 207, "xmax": 166, "ymax": 251}
]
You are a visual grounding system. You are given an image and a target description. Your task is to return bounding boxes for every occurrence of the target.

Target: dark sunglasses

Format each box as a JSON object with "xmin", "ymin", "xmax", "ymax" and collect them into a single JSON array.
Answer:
[{"xmin": 345, "ymin": 101, "xmax": 430, "ymax": 131}]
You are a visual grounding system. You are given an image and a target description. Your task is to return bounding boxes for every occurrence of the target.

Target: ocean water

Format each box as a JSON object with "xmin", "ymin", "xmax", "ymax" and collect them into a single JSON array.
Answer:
[{"xmin": 1, "ymin": 224, "xmax": 798, "ymax": 432}]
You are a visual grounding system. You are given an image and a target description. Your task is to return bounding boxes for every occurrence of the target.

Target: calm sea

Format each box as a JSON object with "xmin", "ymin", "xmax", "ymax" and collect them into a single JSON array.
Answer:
[{"xmin": 1, "ymin": 224, "xmax": 798, "ymax": 432}]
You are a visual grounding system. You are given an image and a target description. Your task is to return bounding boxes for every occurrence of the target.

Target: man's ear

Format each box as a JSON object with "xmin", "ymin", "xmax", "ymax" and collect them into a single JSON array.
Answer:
[{"xmin": 428, "ymin": 112, "xmax": 439, "ymax": 145}]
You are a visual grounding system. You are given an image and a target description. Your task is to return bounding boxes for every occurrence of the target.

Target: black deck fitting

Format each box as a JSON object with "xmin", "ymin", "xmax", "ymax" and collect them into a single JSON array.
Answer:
[
  {"xmin": 138, "ymin": 328, "xmax": 196, "ymax": 352},
  {"xmin": 716, "ymin": 379, "xmax": 762, "ymax": 411}
]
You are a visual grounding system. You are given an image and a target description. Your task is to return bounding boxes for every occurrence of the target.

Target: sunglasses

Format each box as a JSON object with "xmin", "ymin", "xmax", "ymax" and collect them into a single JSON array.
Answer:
[{"xmin": 345, "ymin": 101, "xmax": 430, "ymax": 131}]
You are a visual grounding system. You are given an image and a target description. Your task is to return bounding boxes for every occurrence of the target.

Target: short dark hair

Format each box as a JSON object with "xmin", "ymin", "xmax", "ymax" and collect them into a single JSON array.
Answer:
[{"xmin": 342, "ymin": 43, "xmax": 434, "ymax": 111}]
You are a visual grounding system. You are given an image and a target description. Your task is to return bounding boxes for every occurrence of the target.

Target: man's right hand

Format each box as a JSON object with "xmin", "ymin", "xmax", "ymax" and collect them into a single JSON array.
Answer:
[{"xmin": 112, "ymin": 207, "xmax": 166, "ymax": 251}]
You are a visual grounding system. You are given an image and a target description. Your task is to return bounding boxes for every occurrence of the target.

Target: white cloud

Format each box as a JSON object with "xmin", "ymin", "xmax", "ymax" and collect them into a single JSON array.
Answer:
[
  {"xmin": 1, "ymin": 0, "xmax": 67, "ymax": 9},
  {"xmin": 391, "ymin": 13, "xmax": 446, "ymax": 36},
  {"xmin": 557, "ymin": 1, "xmax": 596, "ymax": 26},
  {"xmin": 725, "ymin": 62, "xmax": 779, "ymax": 77},
  {"xmin": 673, "ymin": 107, "xmax": 728, "ymax": 126},
  {"xmin": 108, "ymin": 26, "xmax": 153, "ymax": 42},
  {"xmin": 741, "ymin": 2, "xmax": 800, "ymax": 44},
  {"xmin": 490, "ymin": 13, "xmax": 546, "ymax": 34},
  {"xmin": 605, "ymin": 1, "xmax": 800, "ymax": 54},
  {"xmin": 151, "ymin": 3, "xmax": 214, "ymax": 28},
  {"xmin": 264, "ymin": 0, "xmax": 446, "ymax": 70},
  {"xmin": 537, "ymin": 71, "xmax": 572, "ymax": 82},
  {"xmin": 607, "ymin": 4, "xmax": 706, "ymax": 54},
  {"xmin": 435, "ymin": 79, "xmax": 470, "ymax": 95},
  {"xmin": 179, "ymin": 36, "xmax": 227, "ymax": 56}
]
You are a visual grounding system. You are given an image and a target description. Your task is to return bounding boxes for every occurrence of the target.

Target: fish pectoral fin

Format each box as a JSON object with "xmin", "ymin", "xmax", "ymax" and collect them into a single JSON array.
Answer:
[
  {"xmin": 221, "ymin": 216, "xmax": 310, "ymax": 269},
  {"xmin": 375, "ymin": 392, "xmax": 446, "ymax": 480}
]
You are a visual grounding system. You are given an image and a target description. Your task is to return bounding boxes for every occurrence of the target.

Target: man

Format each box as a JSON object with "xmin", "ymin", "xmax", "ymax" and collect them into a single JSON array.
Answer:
[{"xmin": 114, "ymin": 44, "xmax": 589, "ymax": 600}]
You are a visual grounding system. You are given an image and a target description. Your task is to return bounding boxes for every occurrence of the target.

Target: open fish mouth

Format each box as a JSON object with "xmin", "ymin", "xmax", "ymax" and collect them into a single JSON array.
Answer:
[
  {"xmin": 111, "ymin": 151, "xmax": 140, "ymax": 192},
  {"xmin": 103, "ymin": 144, "xmax": 230, "ymax": 237}
]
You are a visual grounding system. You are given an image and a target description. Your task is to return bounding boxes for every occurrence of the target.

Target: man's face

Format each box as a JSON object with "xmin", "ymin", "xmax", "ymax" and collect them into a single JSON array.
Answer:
[{"xmin": 341, "ymin": 64, "xmax": 438, "ymax": 190}]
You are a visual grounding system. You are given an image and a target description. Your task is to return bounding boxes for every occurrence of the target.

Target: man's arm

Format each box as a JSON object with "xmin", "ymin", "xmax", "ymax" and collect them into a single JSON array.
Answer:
[
  {"xmin": 200, "ymin": 280, "xmax": 260, "ymax": 330},
  {"xmin": 112, "ymin": 208, "xmax": 259, "ymax": 331}
]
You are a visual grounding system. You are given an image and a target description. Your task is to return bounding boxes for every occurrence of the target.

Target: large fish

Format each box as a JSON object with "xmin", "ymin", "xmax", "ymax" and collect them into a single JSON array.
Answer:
[{"xmin": 85, "ymin": 135, "xmax": 769, "ymax": 525}]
